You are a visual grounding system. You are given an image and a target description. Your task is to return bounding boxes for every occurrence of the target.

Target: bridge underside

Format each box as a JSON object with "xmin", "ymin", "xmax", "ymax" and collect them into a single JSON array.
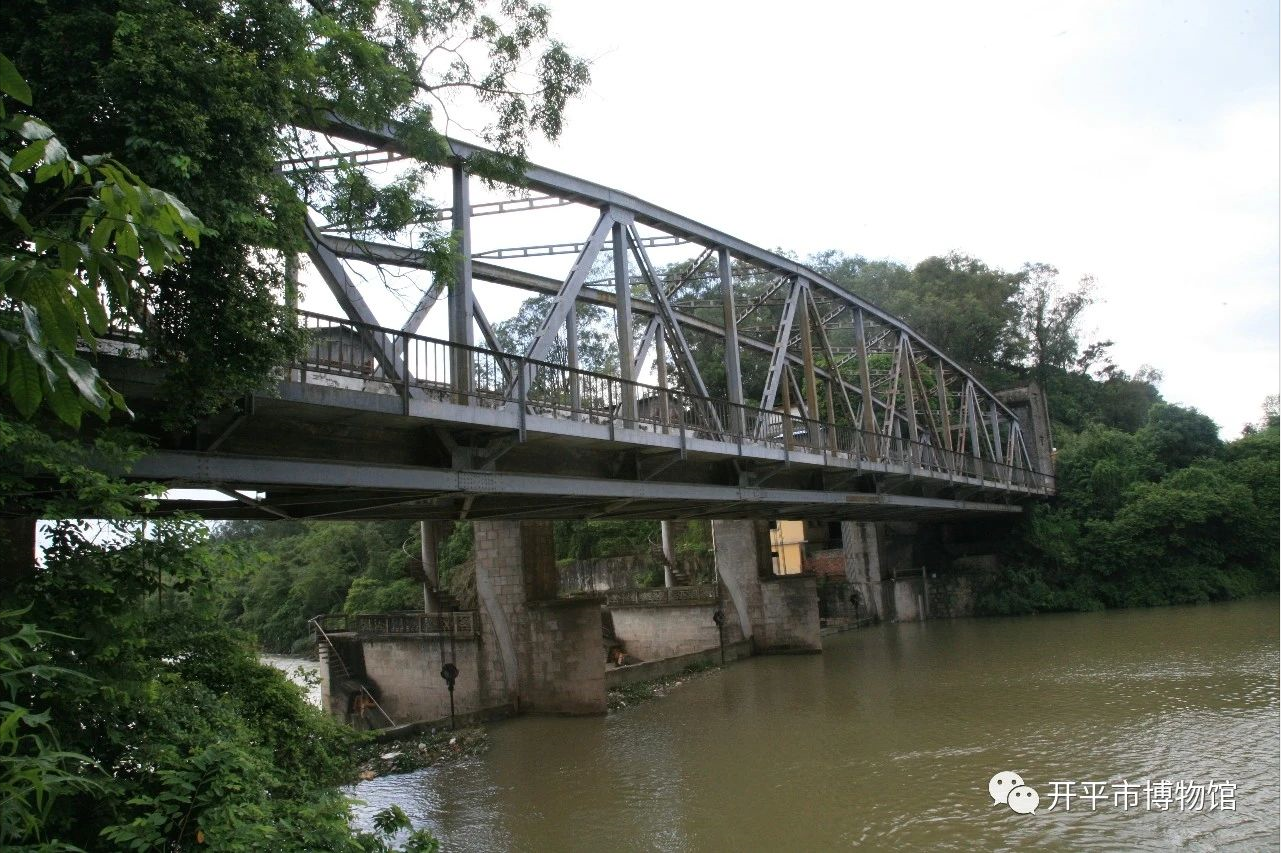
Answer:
[{"xmin": 113, "ymin": 363, "xmax": 1027, "ymax": 523}]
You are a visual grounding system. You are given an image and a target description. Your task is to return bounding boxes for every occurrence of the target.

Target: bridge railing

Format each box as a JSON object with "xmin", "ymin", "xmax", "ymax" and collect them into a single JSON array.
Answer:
[
  {"xmin": 606, "ymin": 585, "xmax": 719, "ymax": 607},
  {"xmin": 292, "ymin": 311, "xmax": 1055, "ymax": 494},
  {"xmin": 314, "ymin": 610, "xmax": 479, "ymax": 638}
]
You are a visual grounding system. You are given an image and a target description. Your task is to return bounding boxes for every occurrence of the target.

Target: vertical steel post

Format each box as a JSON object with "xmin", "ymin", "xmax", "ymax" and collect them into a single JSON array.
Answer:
[
  {"xmin": 781, "ymin": 370, "xmax": 794, "ymax": 454},
  {"xmin": 935, "ymin": 358, "xmax": 954, "ymax": 471},
  {"xmin": 797, "ymin": 283, "xmax": 821, "ymax": 450},
  {"xmin": 400, "ymin": 333, "xmax": 410, "ymax": 415},
  {"xmin": 966, "ymin": 383, "xmax": 982, "ymax": 479},
  {"xmin": 660, "ymin": 520, "xmax": 676, "ymax": 588},
  {"xmin": 656, "ymin": 332, "xmax": 670, "ymax": 432},
  {"xmin": 567, "ymin": 303, "xmax": 581, "ymax": 414},
  {"xmin": 989, "ymin": 402, "xmax": 1005, "ymax": 480},
  {"xmin": 901, "ymin": 344, "xmax": 919, "ymax": 467},
  {"xmin": 613, "ymin": 220, "xmax": 636, "ymax": 426},
  {"xmin": 450, "ymin": 162, "xmax": 474, "ymax": 404},
  {"xmin": 718, "ymin": 248, "xmax": 745, "ymax": 436},
  {"xmin": 853, "ymin": 309, "xmax": 878, "ymax": 460},
  {"xmin": 826, "ymin": 376, "xmax": 837, "ymax": 452}
]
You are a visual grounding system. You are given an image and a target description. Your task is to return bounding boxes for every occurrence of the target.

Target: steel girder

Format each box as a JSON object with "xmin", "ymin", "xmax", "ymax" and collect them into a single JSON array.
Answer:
[{"xmin": 294, "ymin": 114, "xmax": 1042, "ymax": 487}]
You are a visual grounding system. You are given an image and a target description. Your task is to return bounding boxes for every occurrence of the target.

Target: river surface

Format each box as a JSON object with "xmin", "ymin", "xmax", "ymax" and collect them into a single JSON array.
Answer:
[
  {"xmin": 350, "ymin": 599, "xmax": 1278, "ymax": 851},
  {"xmin": 261, "ymin": 654, "xmax": 321, "ymax": 707}
]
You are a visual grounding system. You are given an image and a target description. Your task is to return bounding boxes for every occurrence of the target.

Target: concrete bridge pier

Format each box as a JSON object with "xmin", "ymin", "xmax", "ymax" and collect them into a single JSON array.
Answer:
[
  {"xmin": 836, "ymin": 519, "xmax": 1013, "ymax": 623},
  {"xmin": 472, "ymin": 520, "xmax": 606, "ymax": 715},
  {"xmin": 841, "ymin": 521, "xmax": 885, "ymax": 621},
  {"xmin": 711, "ymin": 520, "xmax": 821, "ymax": 654}
]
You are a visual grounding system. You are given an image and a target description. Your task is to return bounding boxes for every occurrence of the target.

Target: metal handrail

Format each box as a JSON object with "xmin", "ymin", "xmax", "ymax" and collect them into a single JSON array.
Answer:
[
  {"xmin": 606, "ymin": 585, "xmax": 719, "ymax": 607},
  {"xmin": 292, "ymin": 309, "xmax": 1056, "ymax": 494},
  {"xmin": 308, "ymin": 616, "xmax": 397, "ymax": 727},
  {"xmin": 314, "ymin": 610, "xmax": 479, "ymax": 637}
]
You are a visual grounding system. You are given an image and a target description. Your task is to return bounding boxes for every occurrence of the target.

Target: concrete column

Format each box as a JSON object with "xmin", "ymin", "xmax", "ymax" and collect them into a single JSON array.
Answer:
[
  {"xmin": 712, "ymin": 519, "xmax": 820, "ymax": 654},
  {"xmin": 660, "ymin": 520, "xmax": 676, "ymax": 587},
  {"xmin": 841, "ymin": 521, "xmax": 884, "ymax": 621},
  {"xmin": 473, "ymin": 520, "xmax": 604, "ymax": 714},
  {"xmin": 419, "ymin": 520, "xmax": 440, "ymax": 612}
]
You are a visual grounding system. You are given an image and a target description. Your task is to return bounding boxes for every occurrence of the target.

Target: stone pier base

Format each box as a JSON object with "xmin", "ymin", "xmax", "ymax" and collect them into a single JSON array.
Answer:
[
  {"xmin": 711, "ymin": 520, "xmax": 821, "ymax": 653},
  {"xmin": 473, "ymin": 520, "xmax": 606, "ymax": 715}
]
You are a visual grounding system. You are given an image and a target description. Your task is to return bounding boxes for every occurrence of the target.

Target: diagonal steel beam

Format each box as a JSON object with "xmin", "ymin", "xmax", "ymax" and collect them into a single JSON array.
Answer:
[
  {"xmin": 631, "ymin": 245, "xmax": 714, "ymax": 377},
  {"xmin": 473, "ymin": 301, "xmax": 512, "ymax": 383},
  {"xmin": 806, "ymin": 288, "xmax": 859, "ymax": 427},
  {"xmin": 514, "ymin": 209, "xmax": 615, "ymax": 391},
  {"xmin": 755, "ymin": 277, "xmax": 803, "ymax": 435},
  {"xmin": 626, "ymin": 225, "xmax": 724, "ymax": 434},
  {"xmin": 302, "ymin": 216, "xmax": 402, "ymax": 382},
  {"xmin": 403, "ymin": 280, "xmax": 446, "ymax": 334}
]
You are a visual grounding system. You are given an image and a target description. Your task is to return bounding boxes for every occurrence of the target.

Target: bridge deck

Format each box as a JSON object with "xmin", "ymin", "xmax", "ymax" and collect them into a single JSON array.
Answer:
[{"xmin": 105, "ymin": 313, "xmax": 1051, "ymax": 522}]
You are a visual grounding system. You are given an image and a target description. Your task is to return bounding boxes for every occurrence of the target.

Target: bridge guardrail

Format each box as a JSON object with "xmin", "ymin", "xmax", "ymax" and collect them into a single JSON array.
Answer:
[
  {"xmin": 606, "ymin": 585, "xmax": 719, "ymax": 607},
  {"xmin": 292, "ymin": 310, "xmax": 1056, "ymax": 496},
  {"xmin": 314, "ymin": 610, "xmax": 479, "ymax": 638}
]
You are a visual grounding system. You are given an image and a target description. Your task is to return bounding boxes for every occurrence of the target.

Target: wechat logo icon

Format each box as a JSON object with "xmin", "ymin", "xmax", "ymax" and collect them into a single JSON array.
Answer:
[{"xmin": 990, "ymin": 771, "xmax": 1040, "ymax": 815}]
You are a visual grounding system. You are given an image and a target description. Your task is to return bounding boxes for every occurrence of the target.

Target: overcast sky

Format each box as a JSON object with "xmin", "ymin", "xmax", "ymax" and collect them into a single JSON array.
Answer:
[{"xmin": 504, "ymin": 0, "xmax": 1279, "ymax": 436}]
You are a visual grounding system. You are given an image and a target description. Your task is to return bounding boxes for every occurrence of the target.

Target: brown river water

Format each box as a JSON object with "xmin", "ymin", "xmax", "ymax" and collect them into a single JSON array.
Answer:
[{"xmin": 345, "ymin": 598, "xmax": 1278, "ymax": 851}]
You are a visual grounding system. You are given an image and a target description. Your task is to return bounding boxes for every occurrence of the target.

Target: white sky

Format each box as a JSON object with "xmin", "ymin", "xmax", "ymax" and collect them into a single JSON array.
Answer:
[{"xmin": 498, "ymin": 0, "xmax": 1277, "ymax": 437}]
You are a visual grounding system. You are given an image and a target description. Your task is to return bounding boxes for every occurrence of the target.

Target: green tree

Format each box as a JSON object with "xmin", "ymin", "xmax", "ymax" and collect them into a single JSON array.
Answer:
[
  {"xmin": 1137, "ymin": 402, "xmax": 1221, "ymax": 472},
  {"xmin": 1, "ymin": 0, "xmax": 589, "ymax": 420},
  {"xmin": 1016, "ymin": 263, "xmax": 1094, "ymax": 383},
  {"xmin": 907, "ymin": 253, "xmax": 1025, "ymax": 374},
  {"xmin": 813, "ymin": 250, "xmax": 1025, "ymax": 378},
  {"xmin": 1, "ymin": 53, "xmax": 200, "ymax": 426}
]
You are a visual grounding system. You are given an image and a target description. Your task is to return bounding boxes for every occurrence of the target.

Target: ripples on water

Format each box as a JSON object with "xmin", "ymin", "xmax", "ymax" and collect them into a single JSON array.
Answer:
[{"xmin": 351, "ymin": 598, "xmax": 1279, "ymax": 851}]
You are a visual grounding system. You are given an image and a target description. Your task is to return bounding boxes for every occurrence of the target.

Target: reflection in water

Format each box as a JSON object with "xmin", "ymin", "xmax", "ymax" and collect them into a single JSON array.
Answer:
[{"xmin": 352, "ymin": 599, "xmax": 1279, "ymax": 851}]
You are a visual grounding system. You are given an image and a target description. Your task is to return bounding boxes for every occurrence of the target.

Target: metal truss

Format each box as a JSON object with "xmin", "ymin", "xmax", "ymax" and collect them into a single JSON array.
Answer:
[{"xmin": 292, "ymin": 114, "xmax": 1045, "ymax": 491}]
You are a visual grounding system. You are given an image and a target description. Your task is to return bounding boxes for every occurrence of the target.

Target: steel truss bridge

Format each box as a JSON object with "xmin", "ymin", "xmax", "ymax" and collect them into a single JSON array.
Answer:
[{"xmin": 117, "ymin": 116, "xmax": 1054, "ymax": 523}]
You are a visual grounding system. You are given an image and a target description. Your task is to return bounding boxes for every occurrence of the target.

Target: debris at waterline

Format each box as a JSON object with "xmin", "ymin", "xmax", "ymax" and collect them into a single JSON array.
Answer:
[
  {"xmin": 608, "ymin": 661, "xmax": 719, "ymax": 713},
  {"xmin": 350, "ymin": 663, "xmax": 721, "ymax": 780},
  {"xmin": 353, "ymin": 726, "xmax": 488, "ymax": 780}
]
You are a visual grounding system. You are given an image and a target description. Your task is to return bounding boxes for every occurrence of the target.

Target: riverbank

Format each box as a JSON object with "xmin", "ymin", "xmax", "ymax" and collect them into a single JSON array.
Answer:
[
  {"xmin": 607, "ymin": 659, "xmax": 720, "ymax": 712},
  {"xmin": 350, "ymin": 660, "xmax": 723, "ymax": 780},
  {"xmin": 352, "ymin": 725, "xmax": 489, "ymax": 780}
]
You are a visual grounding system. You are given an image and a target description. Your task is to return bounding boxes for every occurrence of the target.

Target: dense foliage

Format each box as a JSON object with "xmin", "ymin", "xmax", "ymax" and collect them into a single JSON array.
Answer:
[
  {"xmin": 0, "ymin": 416, "xmax": 450, "ymax": 851},
  {"xmin": 978, "ymin": 404, "xmax": 1278, "ymax": 615},
  {"xmin": 0, "ymin": 53, "xmax": 201, "ymax": 426},
  {"xmin": 1, "ymin": 0, "xmax": 589, "ymax": 845}
]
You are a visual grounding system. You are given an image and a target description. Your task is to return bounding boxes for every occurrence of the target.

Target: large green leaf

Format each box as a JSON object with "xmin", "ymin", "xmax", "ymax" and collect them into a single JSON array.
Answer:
[
  {"xmin": 45, "ymin": 380, "xmax": 83, "ymax": 429},
  {"xmin": 8, "ymin": 138, "xmax": 46, "ymax": 173},
  {"xmin": 52, "ymin": 351, "xmax": 108, "ymax": 411},
  {"xmin": 11, "ymin": 117, "xmax": 53, "ymax": 141},
  {"xmin": 0, "ymin": 53, "xmax": 32, "ymax": 105},
  {"xmin": 8, "ymin": 350, "xmax": 42, "ymax": 417}
]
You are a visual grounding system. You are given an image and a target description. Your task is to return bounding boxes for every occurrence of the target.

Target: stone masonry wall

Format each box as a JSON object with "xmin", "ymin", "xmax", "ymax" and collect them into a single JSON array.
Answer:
[
  {"xmin": 360, "ymin": 637, "xmax": 482, "ymax": 724},
  {"xmin": 610, "ymin": 601, "xmax": 744, "ymax": 661},
  {"xmin": 711, "ymin": 519, "xmax": 767, "ymax": 644},
  {"xmin": 759, "ymin": 575, "xmax": 822, "ymax": 652},
  {"xmin": 473, "ymin": 519, "xmax": 605, "ymax": 715},
  {"xmin": 803, "ymin": 548, "xmax": 845, "ymax": 578},
  {"xmin": 522, "ymin": 599, "xmax": 605, "ymax": 714},
  {"xmin": 841, "ymin": 521, "xmax": 885, "ymax": 621}
]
